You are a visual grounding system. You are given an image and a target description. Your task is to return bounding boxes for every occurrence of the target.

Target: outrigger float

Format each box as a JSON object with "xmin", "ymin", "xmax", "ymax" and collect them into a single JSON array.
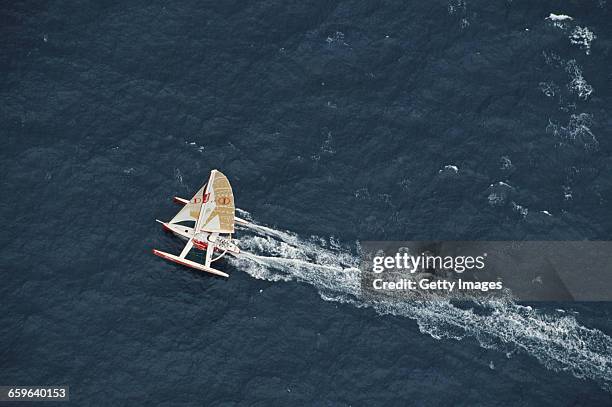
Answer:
[{"xmin": 153, "ymin": 169, "xmax": 252, "ymax": 277}]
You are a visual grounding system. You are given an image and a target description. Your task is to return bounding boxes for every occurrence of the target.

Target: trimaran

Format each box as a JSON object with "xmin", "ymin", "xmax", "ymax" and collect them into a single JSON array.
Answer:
[{"xmin": 153, "ymin": 169, "xmax": 251, "ymax": 277}]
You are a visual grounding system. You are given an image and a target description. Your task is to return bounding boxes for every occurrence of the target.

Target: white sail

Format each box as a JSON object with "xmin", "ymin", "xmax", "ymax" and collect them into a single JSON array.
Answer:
[
  {"xmin": 195, "ymin": 170, "xmax": 235, "ymax": 234},
  {"xmin": 169, "ymin": 184, "xmax": 207, "ymax": 224}
]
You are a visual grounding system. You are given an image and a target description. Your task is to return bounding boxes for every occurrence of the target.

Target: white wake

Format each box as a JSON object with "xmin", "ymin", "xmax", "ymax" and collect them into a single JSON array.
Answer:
[{"xmin": 230, "ymin": 214, "xmax": 612, "ymax": 391}]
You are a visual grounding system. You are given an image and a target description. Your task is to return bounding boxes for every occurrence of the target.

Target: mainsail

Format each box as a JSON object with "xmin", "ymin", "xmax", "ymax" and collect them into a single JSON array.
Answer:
[{"xmin": 195, "ymin": 170, "xmax": 235, "ymax": 234}]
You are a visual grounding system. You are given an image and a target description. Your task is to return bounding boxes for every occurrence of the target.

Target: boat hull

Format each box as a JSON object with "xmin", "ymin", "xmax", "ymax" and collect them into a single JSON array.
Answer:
[{"xmin": 152, "ymin": 249, "xmax": 229, "ymax": 277}]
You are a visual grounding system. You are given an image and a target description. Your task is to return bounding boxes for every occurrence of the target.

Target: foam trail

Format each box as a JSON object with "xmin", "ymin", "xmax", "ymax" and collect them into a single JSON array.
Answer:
[
  {"xmin": 231, "ymin": 215, "xmax": 612, "ymax": 391},
  {"xmin": 239, "ymin": 222, "xmax": 300, "ymax": 244},
  {"xmin": 237, "ymin": 210, "xmax": 291, "ymax": 241}
]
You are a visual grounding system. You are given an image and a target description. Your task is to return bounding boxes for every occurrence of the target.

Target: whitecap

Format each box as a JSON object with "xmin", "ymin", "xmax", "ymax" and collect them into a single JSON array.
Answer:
[
  {"xmin": 547, "ymin": 13, "xmax": 573, "ymax": 21},
  {"xmin": 439, "ymin": 165, "xmax": 459, "ymax": 174},
  {"xmin": 565, "ymin": 60, "xmax": 593, "ymax": 100},
  {"xmin": 570, "ymin": 26, "xmax": 596, "ymax": 55},
  {"xmin": 511, "ymin": 201, "xmax": 528, "ymax": 218}
]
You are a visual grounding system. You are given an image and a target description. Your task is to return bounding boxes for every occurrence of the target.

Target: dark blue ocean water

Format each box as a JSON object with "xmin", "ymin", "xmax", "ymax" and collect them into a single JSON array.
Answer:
[{"xmin": 2, "ymin": 0, "xmax": 612, "ymax": 405}]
